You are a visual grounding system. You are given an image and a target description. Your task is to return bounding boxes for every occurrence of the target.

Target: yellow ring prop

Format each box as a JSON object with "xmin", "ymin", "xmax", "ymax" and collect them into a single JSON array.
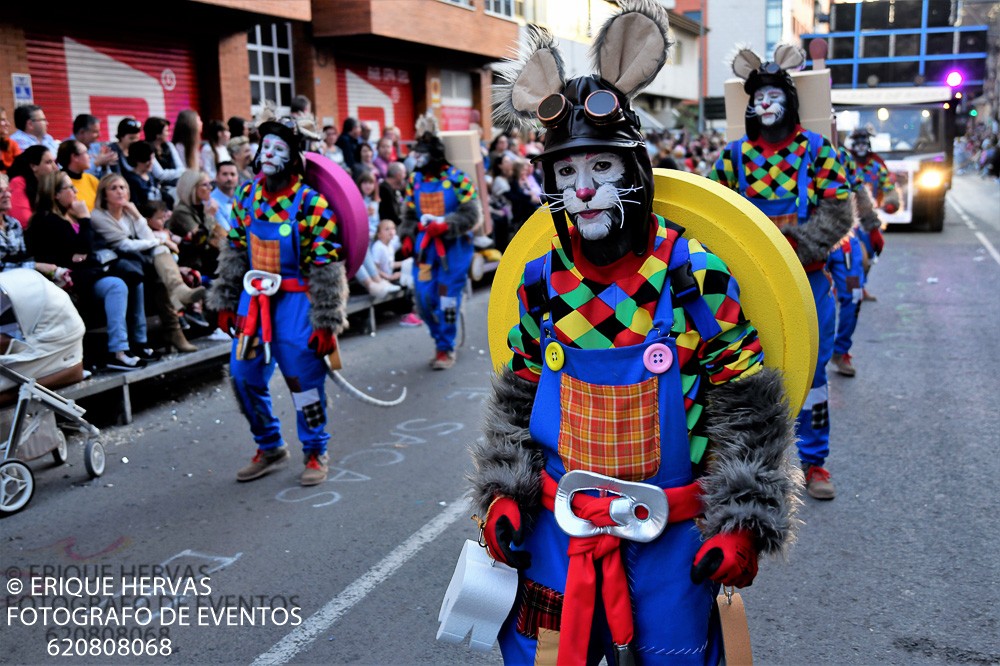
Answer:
[{"xmin": 487, "ymin": 169, "xmax": 818, "ymax": 413}]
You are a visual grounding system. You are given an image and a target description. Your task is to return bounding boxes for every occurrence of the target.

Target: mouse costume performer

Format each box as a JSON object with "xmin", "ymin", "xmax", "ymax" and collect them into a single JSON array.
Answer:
[
  {"xmin": 709, "ymin": 45, "xmax": 852, "ymax": 500},
  {"xmin": 398, "ymin": 116, "xmax": 482, "ymax": 370},
  {"xmin": 470, "ymin": 4, "xmax": 800, "ymax": 663},
  {"xmin": 846, "ymin": 128, "xmax": 891, "ymax": 299},
  {"xmin": 207, "ymin": 118, "xmax": 348, "ymax": 486}
]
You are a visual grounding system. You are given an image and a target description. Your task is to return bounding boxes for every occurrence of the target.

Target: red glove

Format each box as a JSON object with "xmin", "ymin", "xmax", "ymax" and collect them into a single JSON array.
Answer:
[
  {"xmin": 424, "ymin": 220, "xmax": 449, "ymax": 238},
  {"xmin": 218, "ymin": 309, "xmax": 238, "ymax": 336},
  {"xmin": 308, "ymin": 329, "xmax": 337, "ymax": 357},
  {"xmin": 400, "ymin": 235, "xmax": 414, "ymax": 258},
  {"xmin": 690, "ymin": 530, "xmax": 758, "ymax": 588},
  {"xmin": 483, "ymin": 497, "xmax": 531, "ymax": 569},
  {"xmin": 869, "ymin": 227, "xmax": 885, "ymax": 256}
]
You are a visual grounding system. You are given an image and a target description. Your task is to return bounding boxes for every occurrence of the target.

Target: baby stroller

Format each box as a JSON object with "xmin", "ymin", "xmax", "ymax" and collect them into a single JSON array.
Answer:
[{"xmin": 1, "ymin": 269, "xmax": 105, "ymax": 516}]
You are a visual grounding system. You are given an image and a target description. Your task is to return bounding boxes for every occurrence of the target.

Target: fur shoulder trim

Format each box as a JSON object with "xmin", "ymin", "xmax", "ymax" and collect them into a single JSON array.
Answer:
[
  {"xmin": 699, "ymin": 367, "xmax": 802, "ymax": 555},
  {"xmin": 206, "ymin": 242, "xmax": 249, "ymax": 312},
  {"xmin": 468, "ymin": 367, "xmax": 543, "ymax": 518},
  {"xmin": 784, "ymin": 198, "xmax": 854, "ymax": 265},
  {"xmin": 306, "ymin": 261, "xmax": 349, "ymax": 334}
]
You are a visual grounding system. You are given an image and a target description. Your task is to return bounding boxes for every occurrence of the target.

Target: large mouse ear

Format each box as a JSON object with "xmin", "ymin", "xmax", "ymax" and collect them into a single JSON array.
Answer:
[
  {"xmin": 492, "ymin": 26, "xmax": 565, "ymax": 133},
  {"xmin": 590, "ymin": 0, "xmax": 672, "ymax": 99},
  {"xmin": 772, "ymin": 43, "xmax": 807, "ymax": 72},
  {"xmin": 730, "ymin": 45, "xmax": 762, "ymax": 80}
]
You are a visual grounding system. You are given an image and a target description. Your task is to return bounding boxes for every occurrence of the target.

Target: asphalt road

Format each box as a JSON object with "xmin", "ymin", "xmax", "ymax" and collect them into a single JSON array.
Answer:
[{"xmin": 2, "ymin": 173, "xmax": 998, "ymax": 665}]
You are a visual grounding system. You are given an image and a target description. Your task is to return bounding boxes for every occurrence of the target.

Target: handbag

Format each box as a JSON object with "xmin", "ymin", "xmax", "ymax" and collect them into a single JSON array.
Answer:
[{"xmin": 107, "ymin": 249, "xmax": 147, "ymax": 286}]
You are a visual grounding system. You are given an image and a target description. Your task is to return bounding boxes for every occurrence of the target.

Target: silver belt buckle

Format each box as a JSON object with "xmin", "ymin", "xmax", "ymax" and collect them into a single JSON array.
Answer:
[
  {"xmin": 553, "ymin": 470, "xmax": 668, "ymax": 543},
  {"xmin": 243, "ymin": 270, "xmax": 282, "ymax": 296}
]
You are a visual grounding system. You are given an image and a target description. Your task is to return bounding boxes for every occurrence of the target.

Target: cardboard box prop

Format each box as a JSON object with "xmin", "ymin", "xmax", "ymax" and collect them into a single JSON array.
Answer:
[{"xmin": 440, "ymin": 130, "xmax": 490, "ymax": 235}]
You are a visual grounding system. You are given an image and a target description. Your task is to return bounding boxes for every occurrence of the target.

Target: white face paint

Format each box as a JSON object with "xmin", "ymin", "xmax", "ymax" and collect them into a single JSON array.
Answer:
[
  {"xmin": 553, "ymin": 152, "xmax": 628, "ymax": 241},
  {"xmin": 851, "ymin": 139, "xmax": 870, "ymax": 157},
  {"xmin": 753, "ymin": 85, "xmax": 787, "ymax": 127},
  {"xmin": 259, "ymin": 134, "xmax": 291, "ymax": 175},
  {"xmin": 413, "ymin": 151, "xmax": 429, "ymax": 169}
]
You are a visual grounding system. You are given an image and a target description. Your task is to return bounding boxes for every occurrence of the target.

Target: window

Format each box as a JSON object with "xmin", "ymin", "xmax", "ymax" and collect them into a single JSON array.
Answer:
[
  {"xmin": 765, "ymin": 0, "xmax": 783, "ymax": 59},
  {"xmin": 485, "ymin": 0, "xmax": 515, "ymax": 18},
  {"xmin": 247, "ymin": 23, "xmax": 295, "ymax": 117}
]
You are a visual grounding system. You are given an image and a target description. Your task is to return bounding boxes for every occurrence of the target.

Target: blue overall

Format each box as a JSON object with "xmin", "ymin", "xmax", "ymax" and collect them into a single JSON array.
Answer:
[
  {"xmin": 827, "ymin": 235, "xmax": 865, "ymax": 356},
  {"xmin": 410, "ymin": 169, "xmax": 474, "ymax": 353},
  {"xmin": 229, "ymin": 185, "xmax": 330, "ymax": 455},
  {"xmin": 732, "ymin": 133, "xmax": 834, "ymax": 465},
  {"xmin": 497, "ymin": 236, "xmax": 723, "ymax": 665}
]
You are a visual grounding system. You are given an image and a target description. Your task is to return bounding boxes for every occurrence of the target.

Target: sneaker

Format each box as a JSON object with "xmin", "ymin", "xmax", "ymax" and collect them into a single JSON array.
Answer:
[
  {"xmin": 862, "ymin": 289, "xmax": 877, "ymax": 302},
  {"xmin": 400, "ymin": 312, "xmax": 423, "ymax": 327},
  {"xmin": 207, "ymin": 327, "xmax": 232, "ymax": 342},
  {"xmin": 804, "ymin": 464, "xmax": 836, "ymax": 500},
  {"xmin": 131, "ymin": 347, "xmax": 162, "ymax": 362},
  {"xmin": 105, "ymin": 352, "xmax": 146, "ymax": 372},
  {"xmin": 367, "ymin": 280, "xmax": 391, "ymax": 298},
  {"xmin": 832, "ymin": 353, "xmax": 856, "ymax": 377},
  {"xmin": 384, "ymin": 282, "xmax": 402, "ymax": 294},
  {"xmin": 184, "ymin": 310, "xmax": 210, "ymax": 328},
  {"xmin": 431, "ymin": 350, "xmax": 456, "ymax": 370},
  {"xmin": 300, "ymin": 452, "xmax": 329, "ymax": 486},
  {"xmin": 236, "ymin": 446, "xmax": 290, "ymax": 482}
]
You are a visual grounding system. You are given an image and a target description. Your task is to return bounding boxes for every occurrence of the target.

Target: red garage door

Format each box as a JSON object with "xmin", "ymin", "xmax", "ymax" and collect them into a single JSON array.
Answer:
[
  {"xmin": 26, "ymin": 32, "xmax": 200, "ymax": 142},
  {"xmin": 336, "ymin": 61, "xmax": 416, "ymax": 142}
]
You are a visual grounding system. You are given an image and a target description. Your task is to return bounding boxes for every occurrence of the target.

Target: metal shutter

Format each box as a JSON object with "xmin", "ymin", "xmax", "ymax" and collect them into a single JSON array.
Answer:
[
  {"xmin": 26, "ymin": 32, "xmax": 200, "ymax": 142},
  {"xmin": 336, "ymin": 61, "xmax": 416, "ymax": 141}
]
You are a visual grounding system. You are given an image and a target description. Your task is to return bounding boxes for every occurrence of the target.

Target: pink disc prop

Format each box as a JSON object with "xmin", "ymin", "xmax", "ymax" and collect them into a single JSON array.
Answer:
[{"xmin": 303, "ymin": 153, "xmax": 369, "ymax": 280}]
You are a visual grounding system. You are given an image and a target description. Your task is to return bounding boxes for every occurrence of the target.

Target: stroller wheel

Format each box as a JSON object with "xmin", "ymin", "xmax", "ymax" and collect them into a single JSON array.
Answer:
[
  {"xmin": 84, "ymin": 440, "xmax": 106, "ymax": 478},
  {"xmin": 0, "ymin": 460, "xmax": 34, "ymax": 516},
  {"xmin": 52, "ymin": 430, "xmax": 69, "ymax": 466}
]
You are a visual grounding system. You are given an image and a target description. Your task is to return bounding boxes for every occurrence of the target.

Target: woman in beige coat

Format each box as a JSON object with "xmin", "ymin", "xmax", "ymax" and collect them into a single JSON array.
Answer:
[{"xmin": 90, "ymin": 174, "xmax": 204, "ymax": 352}]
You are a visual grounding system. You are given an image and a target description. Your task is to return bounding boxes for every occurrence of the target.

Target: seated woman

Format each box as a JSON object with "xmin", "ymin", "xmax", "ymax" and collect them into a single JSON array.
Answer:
[
  {"xmin": 8, "ymin": 146, "xmax": 58, "ymax": 229},
  {"xmin": 25, "ymin": 172, "xmax": 149, "ymax": 371},
  {"xmin": 122, "ymin": 141, "xmax": 164, "ymax": 209},
  {"xmin": 169, "ymin": 169, "xmax": 222, "ymax": 279},
  {"xmin": 90, "ymin": 173, "xmax": 205, "ymax": 353}
]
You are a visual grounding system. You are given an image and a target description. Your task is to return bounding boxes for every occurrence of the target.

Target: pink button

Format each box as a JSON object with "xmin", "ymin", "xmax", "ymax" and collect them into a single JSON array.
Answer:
[{"xmin": 643, "ymin": 343, "xmax": 673, "ymax": 374}]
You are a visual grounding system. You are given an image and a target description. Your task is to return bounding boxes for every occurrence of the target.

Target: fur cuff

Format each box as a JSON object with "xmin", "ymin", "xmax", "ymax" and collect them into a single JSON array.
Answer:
[
  {"xmin": 784, "ymin": 199, "xmax": 854, "ymax": 265},
  {"xmin": 206, "ymin": 243, "xmax": 249, "ymax": 312},
  {"xmin": 853, "ymin": 185, "xmax": 876, "ymax": 221},
  {"xmin": 699, "ymin": 367, "xmax": 802, "ymax": 556},
  {"xmin": 445, "ymin": 199, "xmax": 483, "ymax": 238},
  {"xmin": 468, "ymin": 367, "xmax": 543, "ymax": 518},
  {"xmin": 306, "ymin": 262, "xmax": 349, "ymax": 334}
]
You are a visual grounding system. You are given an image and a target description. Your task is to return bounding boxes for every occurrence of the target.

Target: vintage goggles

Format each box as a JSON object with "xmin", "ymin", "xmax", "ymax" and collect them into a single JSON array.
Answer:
[{"xmin": 536, "ymin": 89, "xmax": 624, "ymax": 128}]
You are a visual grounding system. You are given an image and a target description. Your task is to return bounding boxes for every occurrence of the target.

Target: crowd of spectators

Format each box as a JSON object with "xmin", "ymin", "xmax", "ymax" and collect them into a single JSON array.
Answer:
[{"xmin": 2, "ymin": 93, "xmax": 995, "ymax": 377}]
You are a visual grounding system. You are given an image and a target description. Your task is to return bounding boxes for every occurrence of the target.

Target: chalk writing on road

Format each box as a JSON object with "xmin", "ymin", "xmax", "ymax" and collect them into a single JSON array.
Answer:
[{"xmin": 274, "ymin": 419, "xmax": 464, "ymax": 508}]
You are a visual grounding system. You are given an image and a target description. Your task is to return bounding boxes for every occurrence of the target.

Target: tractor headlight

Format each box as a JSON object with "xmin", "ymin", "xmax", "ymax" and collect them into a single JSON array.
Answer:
[{"xmin": 916, "ymin": 169, "xmax": 945, "ymax": 190}]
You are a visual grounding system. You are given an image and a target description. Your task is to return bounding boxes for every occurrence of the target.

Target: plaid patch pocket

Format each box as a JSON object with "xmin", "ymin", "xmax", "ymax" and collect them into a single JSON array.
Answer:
[
  {"xmin": 515, "ymin": 578, "xmax": 563, "ymax": 639},
  {"xmin": 418, "ymin": 191, "xmax": 446, "ymax": 217},
  {"xmin": 557, "ymin": 374, "xmax": 661, "ymax": 482},
  {"xmin": 249, "ymin": 233, "xmax": 282, "ymax": 274}
]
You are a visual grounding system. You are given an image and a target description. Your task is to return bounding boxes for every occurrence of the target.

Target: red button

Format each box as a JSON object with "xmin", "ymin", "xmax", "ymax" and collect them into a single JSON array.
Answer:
[{"xmin": 643, "ymin": 343, "xmax": 672, "ymax": 374}]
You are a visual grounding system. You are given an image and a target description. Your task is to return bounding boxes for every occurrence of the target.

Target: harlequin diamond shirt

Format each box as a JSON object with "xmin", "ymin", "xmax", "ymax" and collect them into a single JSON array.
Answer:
[
  {"xmin": 855, "ymin": 153, "xmax": 894, "ymax": 201},
  {"xmin": 404, "ymin": 165, "xmax": 478, "ymax": 213},
  {"xmin": 507, "ymin": 215, "xmax": 764, "ymax": 465},
  {"xmin": 227, "ymin": 174, "xmax": 340, "ymax": 265},
  {"xmin": 708, "ymin": 126, "xmax": 850, "ymax": 208}
]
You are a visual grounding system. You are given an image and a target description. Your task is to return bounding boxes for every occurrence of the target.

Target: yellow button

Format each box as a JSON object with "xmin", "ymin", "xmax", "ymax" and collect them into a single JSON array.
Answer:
[{"xmin": 544, "ymin": 342, "xmax": 564, "ymax": 371}]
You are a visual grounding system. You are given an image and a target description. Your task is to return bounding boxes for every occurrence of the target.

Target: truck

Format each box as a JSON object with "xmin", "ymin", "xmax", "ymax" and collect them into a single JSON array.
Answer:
[{"xmin": 831, "ymin": 86, "xmax": 956, "ymax": 232}]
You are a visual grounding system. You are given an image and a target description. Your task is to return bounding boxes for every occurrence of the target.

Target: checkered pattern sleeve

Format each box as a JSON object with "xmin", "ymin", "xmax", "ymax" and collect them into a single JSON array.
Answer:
[
  {"xmin": 683, "ymin": 239, "xmax": 764, "ymax": 385},
  {"xmin": 404, "ymin": 174, "xmax": 416, "ymax": 213},
  {"xmin": 707, "ymin": 147, "xmax": 737, "ymax": 189},
  {"xmin": 297, "ymin": 186, "xmax": 340, "ymax": 266},
  {"xmin": 812, "ymin": 137, "xmax": 850, "ymax": 202},
  {"xmin": 875, "ymin": 158, "xmax": 893, "ymax": 196},
  {"xmin": 507, "ymin": 270, "xmax": 544, "ymax": 383},
  {"xmin": 449, "ymin": 167, "xmax": 478, "ymax": 204},
  {"xmin": 838, "ymin": 147, "xmax": 862, "ymax": 192},
  {"xmin": 226, "ymin": 180, "xmax": 254, "ymax": 251}
]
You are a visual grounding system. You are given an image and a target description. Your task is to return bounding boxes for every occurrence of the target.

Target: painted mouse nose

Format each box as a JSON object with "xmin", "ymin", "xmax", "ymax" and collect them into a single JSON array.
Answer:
[{"xmin": 576, "ymin": 187, "xmax": 596, "ymax": 202}]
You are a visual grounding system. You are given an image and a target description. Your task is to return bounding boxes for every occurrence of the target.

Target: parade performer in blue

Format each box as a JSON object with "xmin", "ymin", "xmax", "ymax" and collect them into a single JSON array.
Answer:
[
  {"xmin": 826, "ymin": 140, "xmax": 882, "ymax": 377},
  {"xmin": 469, "ymin": 3, "xmax": 800, "ymax": 663},
  {"xmin": 846, "ymin": 127, "xmax": 891, "ymax": 302},
  {"xmin": 709, "ymin": 45, "xmax": 853, "ymax": 500},
  {"xmin": 398, "ymin": 116, "xmax": 482, "ymax": 370},
  {"xmin": 207, "ymin": 117, "xmax": 348, "ymax": 486}
]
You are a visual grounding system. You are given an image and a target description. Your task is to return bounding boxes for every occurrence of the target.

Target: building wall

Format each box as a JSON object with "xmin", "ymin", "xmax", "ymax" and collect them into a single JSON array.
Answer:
[
  {"xmin": 707, "ymin": 0, "xmax": 767, "ymax": 97},
  {"xmin": 0, "ymin": 23, "xmax": 30, "ymax": 114}
]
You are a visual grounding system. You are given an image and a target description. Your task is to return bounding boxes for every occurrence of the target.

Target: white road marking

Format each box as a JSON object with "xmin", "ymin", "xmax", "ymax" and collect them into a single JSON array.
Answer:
[
  {"xmin": 252, "ymin": 495, "xmax": 472, "ymax": 665},
  {"xmin": 949, "ymin": 197, "xmax": 1000, "ymax": 267}
]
